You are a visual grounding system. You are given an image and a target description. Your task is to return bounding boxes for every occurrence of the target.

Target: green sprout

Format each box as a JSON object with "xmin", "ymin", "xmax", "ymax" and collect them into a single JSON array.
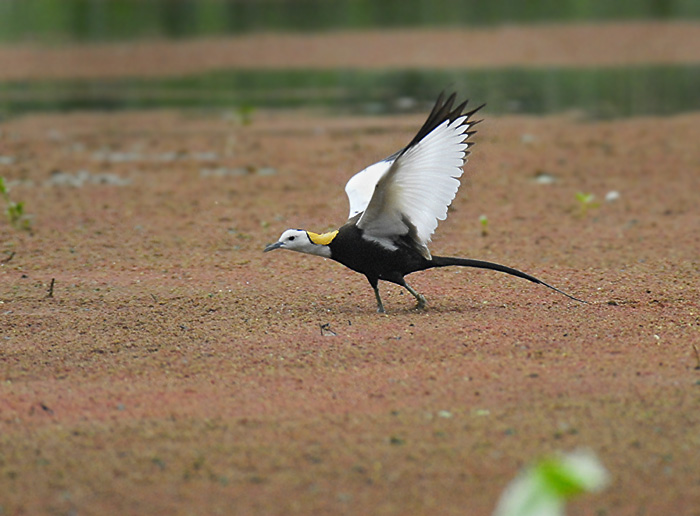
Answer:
[
  {"xmin": 574, "ymin": 192, "xmax": 599, "ymax": 216},
  {"xmin": 479, "ymin": 214, "xmax": 489, "ymax": 236},
  {"xmin": 492, "ymin": 449, "xmax": 609, "ymax": 516},
  {"xmin": 0, "ymin": 177, "xmax": 31, "ymax": 232},
  {"xmin": 235, "ymin": 104, "xmax": 255, "ymax": 126}
]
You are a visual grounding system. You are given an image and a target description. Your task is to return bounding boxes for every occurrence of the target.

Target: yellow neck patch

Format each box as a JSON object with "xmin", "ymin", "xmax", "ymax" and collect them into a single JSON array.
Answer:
[{"xmin": 307, "ymin": 230, "xmax": 338, "ymax": 246}]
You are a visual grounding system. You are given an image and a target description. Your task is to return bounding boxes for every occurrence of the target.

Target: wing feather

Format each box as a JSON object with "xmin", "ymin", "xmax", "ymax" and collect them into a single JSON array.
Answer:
[
  {"xmin": 344, "ymin": 159, "xmax": 394, "ymax": 219},
  {"xmin": 356, "ymin": 94, "xmax": 482, "ymax": 258}
]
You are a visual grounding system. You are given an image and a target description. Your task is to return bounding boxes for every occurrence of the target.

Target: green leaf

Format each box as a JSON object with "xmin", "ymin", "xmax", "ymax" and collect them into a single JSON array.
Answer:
[
  {"xmin": 492, "ymin": 450, "xmax": 609, "ymax": 516},
  {"xmin": 575, "ymin": 192, "xmax": 595, "ymax": 205}
]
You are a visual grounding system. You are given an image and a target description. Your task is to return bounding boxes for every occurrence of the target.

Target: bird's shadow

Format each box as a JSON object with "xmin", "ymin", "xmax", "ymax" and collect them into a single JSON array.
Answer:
[
  {"xmin": 324, "ymin": 300, "xmax": 516, "ymax": 316},
  {"xmin": 320, "ymin": 292, "xmax": 591, "ymax": 316}
]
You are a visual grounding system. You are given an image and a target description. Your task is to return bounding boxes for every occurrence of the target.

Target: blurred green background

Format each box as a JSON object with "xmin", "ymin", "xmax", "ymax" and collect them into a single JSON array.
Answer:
[
  {"xmin": 2, "ymin": 0, "xmax": 699, "ymax": 42},
  {"xmin": 0, "ymin": 0, "xmax": 699, "ymax": 117}
]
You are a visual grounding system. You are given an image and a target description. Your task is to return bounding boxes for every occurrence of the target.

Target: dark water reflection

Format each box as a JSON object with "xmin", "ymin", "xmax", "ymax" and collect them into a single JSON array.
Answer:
[{"xmin": 1, "ymin": 66, "xmax": 699, "ymax": 118}]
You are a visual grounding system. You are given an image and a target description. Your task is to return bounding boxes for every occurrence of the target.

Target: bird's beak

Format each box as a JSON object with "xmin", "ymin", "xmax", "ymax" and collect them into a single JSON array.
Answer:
[{"xmin": 263, "ymin": 241, "xmax": 283, "ymax": 253}]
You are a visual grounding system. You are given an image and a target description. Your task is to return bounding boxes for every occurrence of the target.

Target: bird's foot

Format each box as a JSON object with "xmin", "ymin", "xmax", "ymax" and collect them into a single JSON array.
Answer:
[
  {"xmin": 414, "ymin": 295, "xmax": 427, "ymax": 310},
  {"xmin": 402, "ymin": 282, "xmax": 427, "ymax": 310}
]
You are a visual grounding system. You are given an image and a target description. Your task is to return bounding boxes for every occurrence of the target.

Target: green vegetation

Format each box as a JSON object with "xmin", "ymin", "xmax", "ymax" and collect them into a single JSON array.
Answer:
[
  {"xmin": 0, "ymin": 177, "xmax": 31, "ymax": 232},
  {"xmin": 2, "ymin": 0, "xmax": 698, "ymax": 43},
  {"xmin": 234, "ymin": 103, "xmax": 255, "ymax": 126},
  {"xmin": 479, "ymin": 214, "xmax": 489, "ymax": 236},
  {"xmin": 575, "ymin": 192, "xmax": 599, "ymax": 216},
  {"xmin": 493, "ymin": 450, "xmax": 609, "ymax": 516}
]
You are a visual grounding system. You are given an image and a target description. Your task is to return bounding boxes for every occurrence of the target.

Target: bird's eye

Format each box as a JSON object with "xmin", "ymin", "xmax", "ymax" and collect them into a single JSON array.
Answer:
[{"xmin": 288, "ymin": 236, "xmax": 295, "ymax": 241}]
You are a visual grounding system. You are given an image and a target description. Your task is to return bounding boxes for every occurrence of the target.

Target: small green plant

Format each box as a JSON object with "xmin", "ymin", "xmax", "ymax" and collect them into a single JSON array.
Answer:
[
  {"xmin": 0, "ymin": 177, "xmax": 31, "ymax": 231},
  {"xmin": 492, "ymin": 449, "xmax": 609, "ymax": 516},
  {"xmin": 235, "ymin": 103, "xmax": 255, "ymax": 126},
  {"xmin": 574, "ymin": 192, "xmax": 599, "ymax": 216},
  {"xmin": 479, "ymin": 214, "xmax": 489, "ymax": 236}
]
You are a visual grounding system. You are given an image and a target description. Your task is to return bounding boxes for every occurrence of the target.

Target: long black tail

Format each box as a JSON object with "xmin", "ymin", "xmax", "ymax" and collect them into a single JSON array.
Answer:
[{"xmin": 430, "ymin": 255, "xmax": 585, "ymax": 303}]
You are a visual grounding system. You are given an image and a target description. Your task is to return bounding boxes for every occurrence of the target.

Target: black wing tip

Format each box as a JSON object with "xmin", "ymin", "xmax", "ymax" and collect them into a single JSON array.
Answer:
[
  {"xmin": 466, "ymin": 102, "xmax": 486, "ymax": 119},
  {"xmin": 401, "ymin": 92, "xmax": 484, "ymax": 154},
  {"xmin": 433, "ymin": 91, "xmax": 483, "ymax": 123}
]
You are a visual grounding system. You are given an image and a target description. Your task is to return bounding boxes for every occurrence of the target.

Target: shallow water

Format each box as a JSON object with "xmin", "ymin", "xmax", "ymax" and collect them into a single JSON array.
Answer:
[{"xmin": 1, "ymin": 65, "xmax": 699, "ymax": 118}]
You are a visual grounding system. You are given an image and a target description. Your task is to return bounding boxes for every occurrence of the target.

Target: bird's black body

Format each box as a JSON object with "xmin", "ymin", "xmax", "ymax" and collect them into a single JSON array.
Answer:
[
  {"xmin": 329, "ymin": 220, "xmax": 432, "ymax": 284},
  {"xmin": 327, "ymin": 219, "xmax": 581, "ymax": 311}
]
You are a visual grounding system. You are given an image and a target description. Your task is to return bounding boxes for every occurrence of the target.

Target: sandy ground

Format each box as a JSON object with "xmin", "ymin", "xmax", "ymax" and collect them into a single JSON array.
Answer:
[
  {"xmin": 1, "ymin": 21, "xmax": 699, "ymax": 81},
  {"xmin": 1, "ymin": 24, "xmax": 700, "ymax": 516}
]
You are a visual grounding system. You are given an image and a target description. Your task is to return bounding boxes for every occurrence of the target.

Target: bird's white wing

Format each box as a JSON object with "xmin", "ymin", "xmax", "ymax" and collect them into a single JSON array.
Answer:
[
  {"xmin": 344, "ymin": 158, "xmax": 394, "ymax": 219},
  {"xmin": 356, "ymin": 100, "xmax": 477, "ymax": 258}
]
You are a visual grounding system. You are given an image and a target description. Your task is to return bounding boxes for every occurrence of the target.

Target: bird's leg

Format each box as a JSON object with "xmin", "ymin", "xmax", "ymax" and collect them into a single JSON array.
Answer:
[
  {"xmin": 373, "ymin": 287, "xmax": 386, "ymax": 313},
  {"xmin": 367, "ymin": 277, "xmax": 386, "ymax": 313},
  {"xmin": 402, "ymin": 281, "xmax": 427, "ymax": 310}
]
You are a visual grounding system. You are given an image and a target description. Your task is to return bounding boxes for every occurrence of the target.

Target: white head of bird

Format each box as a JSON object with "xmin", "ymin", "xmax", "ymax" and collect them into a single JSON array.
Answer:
[{"xmin": 264, "ymin": 229, "xmax": 335, "ymax": 258}]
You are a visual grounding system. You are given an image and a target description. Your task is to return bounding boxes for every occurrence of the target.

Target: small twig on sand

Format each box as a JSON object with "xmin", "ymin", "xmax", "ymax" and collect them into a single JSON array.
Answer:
[
  {"xmin": 319, "ymin": 323, "xmax": 337, "ymax": 337},
  {"xmin": 47, "ymin": 278, "xmax": 55, "ymax": 298},
  {"xmin": 1, "ymin": 251, "xmax": 14, "ymax": 263}
]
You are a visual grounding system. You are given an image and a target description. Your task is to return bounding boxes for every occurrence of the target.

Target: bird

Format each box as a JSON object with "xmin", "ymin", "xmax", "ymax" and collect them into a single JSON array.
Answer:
[{"xmin": 264, "ymin": 92, "xmax": 583, "ymax": 312}]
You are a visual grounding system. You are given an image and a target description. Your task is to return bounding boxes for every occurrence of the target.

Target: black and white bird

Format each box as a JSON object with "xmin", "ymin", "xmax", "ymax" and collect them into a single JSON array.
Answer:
[{"xmin": 264, "ymin": 92, "xmax": 582, "ymax": 312}]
